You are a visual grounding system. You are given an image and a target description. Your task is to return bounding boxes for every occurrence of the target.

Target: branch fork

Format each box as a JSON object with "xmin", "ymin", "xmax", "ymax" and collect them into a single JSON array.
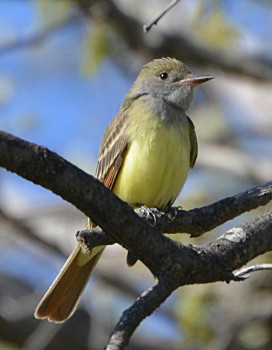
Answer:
[{"xmin": 0, "ymin": 130, "xmax": 272, "ymax": 349}]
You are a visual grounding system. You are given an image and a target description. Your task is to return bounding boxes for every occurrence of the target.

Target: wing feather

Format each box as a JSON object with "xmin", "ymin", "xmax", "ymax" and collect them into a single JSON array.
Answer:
[
  {"xmin": 95, "ymin": 111, "xmax": 128, "ymax": 190},
  {"xmin": 187, "ymin": 116, "xmax": 198, "ymax": 168}
]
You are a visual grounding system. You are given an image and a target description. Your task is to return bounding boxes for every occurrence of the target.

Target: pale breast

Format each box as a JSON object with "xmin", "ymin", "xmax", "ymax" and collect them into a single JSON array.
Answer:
[{"xmin": 113, "ymin": 103, "xmax": 191, "ymax": 209}]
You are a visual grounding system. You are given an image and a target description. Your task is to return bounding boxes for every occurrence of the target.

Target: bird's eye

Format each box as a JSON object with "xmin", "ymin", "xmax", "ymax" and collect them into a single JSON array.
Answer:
[{"xmin": 159, "ymin": 72, "xmax": 168, "ymax": 80}]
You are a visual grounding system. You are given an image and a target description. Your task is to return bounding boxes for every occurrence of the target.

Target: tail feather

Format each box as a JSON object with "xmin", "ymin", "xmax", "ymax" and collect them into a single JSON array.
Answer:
[{"xmin": 35, "ymin": 244, "xmax": 104, "ymax": 323}]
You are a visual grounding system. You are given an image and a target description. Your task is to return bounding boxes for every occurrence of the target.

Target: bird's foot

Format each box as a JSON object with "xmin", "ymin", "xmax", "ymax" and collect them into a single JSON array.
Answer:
[
  {"xmin": 163, "ymin": 205, "xmax": 182, "ymax": 222},
  {"xmin": 137, "ymin": 205, "xmax": 161, "ymax": 226}
]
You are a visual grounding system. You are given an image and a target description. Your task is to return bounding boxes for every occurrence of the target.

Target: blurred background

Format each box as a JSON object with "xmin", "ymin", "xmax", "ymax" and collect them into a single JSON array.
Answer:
[{"xmin": 0, "ymin": 0, "xmax": 272, "ymax": 349}]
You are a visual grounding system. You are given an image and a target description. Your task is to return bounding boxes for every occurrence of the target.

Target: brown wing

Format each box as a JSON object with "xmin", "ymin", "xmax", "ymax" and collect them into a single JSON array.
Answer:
[
  {"xmin": 95, "ymin": 110, "xmax": 129, "ymax": 190},
  {"xmin": 101, "ymin": 144, "xmax": 128, "ymax": 189},
  {"xmin": 187, "ymin": 116, "xmax": 198, "ymax": 168}
]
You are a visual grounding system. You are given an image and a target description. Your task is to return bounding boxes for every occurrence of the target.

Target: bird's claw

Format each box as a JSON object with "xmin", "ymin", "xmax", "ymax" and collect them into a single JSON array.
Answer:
[
  {"xmin": 164, "ymin": 205, "xmax": 182, "ymax": 222},
  {"xmin": 138, "ymin": 205, "xmax": 161, "ymax": 225}
]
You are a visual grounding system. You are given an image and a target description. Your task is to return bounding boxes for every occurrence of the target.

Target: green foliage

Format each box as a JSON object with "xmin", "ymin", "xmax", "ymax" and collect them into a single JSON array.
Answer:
[
  {"xmin": 175, "ymin": 285, "xmax": 217, "ymax": 345},
  {"xmin": 81, "ymin": 20, "xmax": 110, "ymax": 76},
  {"xmin": 34, "ymin": 0, "xmax": 110, "ymax": 75},
  {"xmin": 192, "ymin": 0, "xmax": 240, "ymax": 48}
]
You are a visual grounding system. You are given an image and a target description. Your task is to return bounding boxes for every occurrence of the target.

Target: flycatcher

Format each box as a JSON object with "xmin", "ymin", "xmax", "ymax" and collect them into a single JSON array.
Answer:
[{"xmin": 35, "ymin": 58, "xmax": 213, "ymax": 322}]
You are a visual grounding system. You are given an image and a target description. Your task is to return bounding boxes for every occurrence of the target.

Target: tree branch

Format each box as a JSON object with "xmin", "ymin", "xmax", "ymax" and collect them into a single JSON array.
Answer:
[
  {"xmin": 1, "ymin": 129, "xmax": 272, "ymax": 349},
  {"xmin": 106, "ymin": 276, "xmax": 177, "ymax": 350},
  {"xmin": 206, "ymin": 211, "xmax": 272, "ymax": 280},
  {"xmin": 77, "ymin": 180, "xmax": 272, "ymax": 247},
  {"xmin": 2, "ymin": 1, "xmax": 271, "ymax": 80},
  {"xmin": 0, "ymin": 130, "xmax": 175, "ymax": 276},
  {"xmin": 143, "ymin": 0, "xmax": 181, "ymax": 32},
  {"xmin": 74, "ymin": 0, "xmax": 272, "ymax": 81},
  {"xmin": 234, "ymin": 263, "xmax": 272, "ymax": 278},
  {"xmin": 104, "ymin": 210, "xmax": 272, "ymax": 349},
  {"xmin": 158, "ymin": 181, "xmax": 272, "ymax": 236}
]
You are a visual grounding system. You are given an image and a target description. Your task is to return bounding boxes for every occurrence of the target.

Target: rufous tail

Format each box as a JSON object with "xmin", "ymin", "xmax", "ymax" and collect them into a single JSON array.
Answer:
[{"xmin": 35, "ymin": 244, "xmax": 104, "ymax": 322}]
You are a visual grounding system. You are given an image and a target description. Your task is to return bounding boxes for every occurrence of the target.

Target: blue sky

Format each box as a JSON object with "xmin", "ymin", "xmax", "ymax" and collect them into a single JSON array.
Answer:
[
  {"xmin": 0, "ymin": 0, "xmax": 271, "ymax": 214},
  {"xmin": 0, "ymin": 2, "xmax": 133, "ymax": 206},
  {"xmin": 0, "ymin": 1, "xmax": 271, "ymax": 344}
]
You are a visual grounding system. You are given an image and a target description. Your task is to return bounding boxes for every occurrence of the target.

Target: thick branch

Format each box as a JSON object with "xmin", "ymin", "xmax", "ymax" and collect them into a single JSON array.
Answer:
[
  {"xmin": 1, "ymin": 129, "xmax": 271, "ymax": 278},
  {"xmin": 0, "ymin": 130, "xmax": 177, "ymax": 276},
  {"xmin": 104, "ymin": 210, "xmax": 272, "ymax": 349},
  {"xmin": 78, "ymin": 210, "xmax": 272, "ymax": 285},
  {"xmin": 1, "ymin": 130, "xmax": 272, "ymax": 349},
  {"xmin": 206, "ymin": 210, "xmax": 272, "ymax": 274}
]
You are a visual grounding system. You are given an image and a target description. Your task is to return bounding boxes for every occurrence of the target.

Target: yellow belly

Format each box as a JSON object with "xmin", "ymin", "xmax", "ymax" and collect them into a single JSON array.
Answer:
[{"xmin": 113, "ymin": 107, "xmax": 191, "ymax": 209}]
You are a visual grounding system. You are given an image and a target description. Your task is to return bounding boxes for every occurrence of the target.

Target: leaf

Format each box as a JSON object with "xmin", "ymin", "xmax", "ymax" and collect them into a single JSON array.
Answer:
[
  {"xmin": 81, "ymin": 21, "xmax": 109, "ymax": 76},
  {"xmin": 175, "ymin": 286, "xmax": 216, "ymax": 344},
  {"xmin": 199, "ymin": 9, "xmax": 240, "ymax": 48}
]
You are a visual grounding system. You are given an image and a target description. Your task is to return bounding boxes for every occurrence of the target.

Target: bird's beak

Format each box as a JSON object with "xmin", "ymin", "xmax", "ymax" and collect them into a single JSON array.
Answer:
[{"xmin": 180, "ymin": 75, "xmax": 214, "ymax": 86}]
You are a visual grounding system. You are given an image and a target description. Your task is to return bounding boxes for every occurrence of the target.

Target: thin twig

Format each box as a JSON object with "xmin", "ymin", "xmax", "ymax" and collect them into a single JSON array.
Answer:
[
  {"xmin": 234, "ymin": 264, "xmax": 272, "ymax": 278},
  {"xmin": 143, "ymin": 0, "xmax": 181, "ymax": 32},
  {"xmin": 106, "ymin": 277, "xmax": 177, "ymax": 350},
  {"xmin": 67, "ymin": 0, "xmax": 272, "ymax": 80}
]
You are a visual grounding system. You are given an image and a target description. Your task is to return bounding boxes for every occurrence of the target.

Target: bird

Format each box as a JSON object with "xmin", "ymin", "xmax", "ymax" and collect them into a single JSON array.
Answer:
[{"xmin": 35, "ymin": 57, "xmax": 213, "ymax": 322}]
